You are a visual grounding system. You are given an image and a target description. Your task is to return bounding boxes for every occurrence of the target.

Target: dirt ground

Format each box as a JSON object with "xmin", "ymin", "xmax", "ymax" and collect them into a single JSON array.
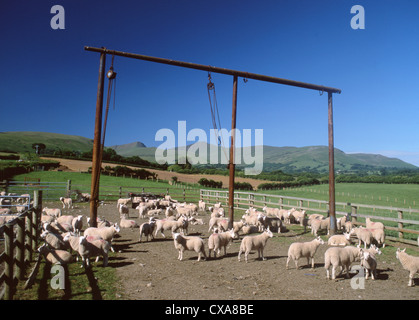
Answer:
[{"xmin": 53, "ymin": 200, "xmax": 419, "ymax": 301}]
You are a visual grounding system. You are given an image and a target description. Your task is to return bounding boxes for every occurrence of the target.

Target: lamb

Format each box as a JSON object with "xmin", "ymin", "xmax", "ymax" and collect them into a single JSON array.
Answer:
[
  {"xmin": 396, "ymin": 248, "xmax": 419, "ymax": 287},
  {"xmin": 72, "ymin": 215, "xmax": 84, "ymax": 235},
  {"xmin": 310, "ymin": 217, "xmax": 330, "ymax": 236},
  {"xmin": 118, "ymin": 203, "xmax": 130, "ymax": 218},
  {"xmin": 59, "ymin": 197, "xmax": 73, "ymax": 209},
  {"xmin": 173, "ymin": 233, "xmax": 206, "ymax": 261},
  {"xmin": 208, "ymin": 229, "xmax": 237, "ymax": 258},
  {"xmin": 198, "ymin": 200, "xmax": 206, "ymax": 212},
  {"xmin": 366, "ymin": 217, "xmax": 384, "ymax": 230},
  {"xmin": 324, "ymin": 246, "xmax": 362, "ymax": 280},
  {"xmin": 42, "ymin": 207, "xmax": 62, "ymax": 218},
  {"xmin": 17, "ymin": 193, "xmax": 30, "ymax": 204},
  {"xmin": 138, "ymin": 218, "xmax": 157, "ymax": 242},
  {"xmin": 57, "ymin": 215, "xmax": 76, "ymax": 226},
  {"xmin": 154, "ymin": 218, "xmax": 187, "ymax": 238},
  {"xmin": 40, "ymin": 230, "xmax": 68, "ymax": 250},
  {"xmin": 286, "ymin": 236, "xmax": 325, "ymax": 269},
  {"xmin": 208, "ymin": 217, "xmax": 229, "ymax": 233},
  {"xmin": 117, "ymin": 197, "xmax": 132, "ymax": 208},
  {"xmin": 209, "ymin": 206, "xmax": 225, "ymax": 218},
  {"xmin": 147, "ymin": 208, "xmax": 164, "ymax": 216},
  {"xmin": 349, "ymin": 227, "xmax": 374, "ymax": 248},
  {"xmin": 360, "ymin": 250, "xmax": 377, "ymax": 280},
  {"xmin": 262, "ymin": 206, "xmax": 280, "ymax": 217},
  {"xmin": 165, "ymin": 206, "xmax": 176, "ymax": 218},
  {"xmin": 364, "ymin": 227, "xmax": 386, "ymax": 248},
  {"xmin": 257, "ymin": 214, "xmax": 283, "ymax": 233},
  {"xmin": 136, "ymin": 203, "xmax": 148, "ymax": 219},
  {"xmin": 241, "ymin": 223, "xmax": 259, "ymax": 235},
  {"xmin": 78, "ymin": 236, "xmax": 110, "ymax": 267},
  {"xmin": 84, "ymin": 223, "xmax": 120, "ymax": 252},
  {"xmin": 43, "ymin": 221, "xmax": 73, "ymax": 234},
  {"xmin": 238, "ymin": 228, "xmax": 273, "ymax": 263},
  {"xmin": 38, "ymin": 244, "xmax": 73, "ymax": 265},
  {"xmin": 87, "ymin": 216, "xmax": 112, "ymax": 228},
  {"xmin": 327, "ymin": 233, "xmax": 352, "ymax": 246},
  {"xmin": 120, "ymin": 214, "xmax": 139, "ymax": 228},
  {"xmin": 241, "ymin": 213, "xmax": 262, "ymax": 231}
]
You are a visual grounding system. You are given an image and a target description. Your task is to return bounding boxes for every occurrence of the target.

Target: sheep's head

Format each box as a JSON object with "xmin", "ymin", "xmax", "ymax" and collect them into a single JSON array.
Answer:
[
  {"xmin": 79, "ymin": 236, "xmax": 87, "ymax": 245},
  {"xmin": 265, "ymin": 228, "xmax": 273, "ymax": 238},
  {"xmin": 173, "ymin": 233, "xmax": 181, "ymax": 241},
  {"xmin": 316, "ymin": 236, "xmax": 325, "ymax": 245}
]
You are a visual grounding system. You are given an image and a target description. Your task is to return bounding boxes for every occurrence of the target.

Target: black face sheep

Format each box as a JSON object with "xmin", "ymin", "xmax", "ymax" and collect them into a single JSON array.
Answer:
[
  {"xmin": 286, "ymin": 236, "xmax": 325, "ymax": 269},
  {"xmin": 208, "ymin": 229, "xmax": 237, "ymax": 258},
  {"xmin": 173, "ymin": 233, "xmax": 206, "ymax": 262},
  {"xmin": 396, "ymin": 248, "xmax": 419, "ymax": 287},
  {"xmin": 324, "ymin": 246, "xmax": 362, "ymax": 280},
  {"xmin": 238, "ymin": 228, "xmax": 273, "ymax": 263}
]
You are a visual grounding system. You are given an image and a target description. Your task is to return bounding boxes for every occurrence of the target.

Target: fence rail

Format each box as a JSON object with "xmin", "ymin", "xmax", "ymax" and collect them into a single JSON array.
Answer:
[{"xmin": 200, "ymin": 189, "xmax": 419, "ymax": 245}]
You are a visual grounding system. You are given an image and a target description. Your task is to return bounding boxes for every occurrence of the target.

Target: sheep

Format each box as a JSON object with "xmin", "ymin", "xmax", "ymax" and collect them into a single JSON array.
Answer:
[
  {"xmin": 208, "ymin": 229, "xmax": 237, "ymax": 258},
  {"xmin": 364, "ymin": 227, "xmax": 386, "ymax": 248},
  {"xmin": 165, "ymin": 206, "xmax": 176, "ymax": 219},
  {"xmin": 59, "ymin": 197, "xmax": 73, "ymax": 209},
  {"xmin": 87, "ymin": 216, "xmax": 112, "ymax": 228},
  {"xmin": 262, "ymin": 206, "xmax": 280, "ymax": 217},
  {"xmin": 286, "ymin": 236, "xmax": 325, "ymax": 269},
  {"xmin": 120, "ymin": 214, "xmax": 139, "ymax": 228},
  {"xmin": 154, "ymin": 218, "xmax": 187, "ymax": 238},
  {"xmin": 72, "ymin": 215, "xmax": 84, "ymax": 235},
  {"xmin": 0, "ymin": 208, "xmax": 11, "ymax": 215},
  {"xmin": 57, "ymin": 215, "xmax": 75, "ymax": 226},
  {"xmin": 396, "ymin": 248, "xmax": 419, "ymax": 287},
  {"xmin": 327, "ymin": 233, "xmax": 352, "ymax": 247},
  {"xmin": 208, "ymin": 217, "xmax": 229, "ymax": 233},
  {"xmin": 173, "ymin": 233, "xmax": 206, "ymax": 261},
  {"xmin": 209, "ymin": 206, "xmax": 225, "ymax": 218},
  {"xmin": 362, "ymin": 244, "xmax": 382, "ymax": 257},
  {"xmin": 175, "ymin": 206, "xmax": 193, "ymax": 217},
  {"xmin": 40, "ymin": 230, "xmax": 68, "ymax": 250},
  {"xmin": 117, "ymin": 197, "xmax": 131, "ymax": 208},
  {"xmin": 349, "ymin": 227, "xmax": 374, "ymax": 248},
  {"xmin": 17, "ymin": 194, "xmax": 30, "ymax": 204},
  {"xmin": 147, "ymin": 208, "xmax": 164, "ymax": 216},
  {"xmin": 360, "ymin": 250, "xmax": 377, "ymax": 280},
  {"xmin": 83, "ymin": 223, "xmax": 120, "ymax": 252},
  {"xmin": 78, "ymin": 236, "xmax": 110, "ymax": 267},
  {"xmin": 43, "ymin": 221, "xmax": 73, "ymax": 234},
  {"xmin": 118, "ymin": 204, "xmax": 129, "ymax": 218},
  {"xmin": 198, "ymin": 200, "xmax": 206, "ymax": 212},
  {"xmin": 324, "ymin": 246, "xmax": 362, "ymax": 280},
  {"xmin": 291, "ymin": 209, "xmax": 306, "ymax": 225},
  {"xmin": 238, "ymin": 228, "xmax": 273, "ymax": 263},
  {"xmin": 38, "ymin": 244, "xmax": 73, "ymax": 265},
  {"xmin": 241, "ymin": 223, "xmax": 259, "ymax": 235},
  {"xmin": 366, "ymin": 217, "xmax": 384, "ymax": 230},
  {"xmin": 136, "ymin": 204, "xmax": 148, "ymax": 219},
  {"xmin": 42, "ymin": 207, "xmax": 62, "ymax": 218},
  {"xmin": 138, "ymin": 218, "xmax": 157, "ymax": 242},
  {"xmin": 257, "ymin": 213, "xmax": 283, "ymax": 233},
  {"xmin": 310, "ymin": 217, "xmax": 330, "ymax": 236},
  {"xmin": 241, "ymin": 213, "xmax": 262, "ymax": 231}
]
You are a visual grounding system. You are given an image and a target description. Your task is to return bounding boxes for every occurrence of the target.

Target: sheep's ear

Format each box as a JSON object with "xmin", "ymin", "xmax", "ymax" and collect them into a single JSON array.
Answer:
[{"xmin": 402, "ymin": 248, "xmax": 406, "ymax": 252}]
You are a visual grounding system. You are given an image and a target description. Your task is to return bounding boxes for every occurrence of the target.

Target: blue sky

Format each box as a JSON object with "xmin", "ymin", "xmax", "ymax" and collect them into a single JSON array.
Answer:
[{"xmin": 1, "ymin": 1, "xmax": 419, "ymax": 166}]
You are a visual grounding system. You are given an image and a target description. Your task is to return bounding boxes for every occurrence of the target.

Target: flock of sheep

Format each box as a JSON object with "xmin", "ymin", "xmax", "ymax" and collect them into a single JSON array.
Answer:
[{"xmin": 1, "ymin": 191, "xmax": 419, "ymax": 290}]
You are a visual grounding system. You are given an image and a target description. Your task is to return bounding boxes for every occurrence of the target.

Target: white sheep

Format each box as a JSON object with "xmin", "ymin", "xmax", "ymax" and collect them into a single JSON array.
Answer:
[
  {"xmin": 120, "ymin": 214, "xmax": 139, "ymax": 228},
  {"xmin": 59, "ymin": 197, "xmax": 73, "ymax": 209},
  {"xmin": 349, "ymin": 227, "xmax": 373, "ymax": 248},
  {"xmin": 209, "ymin": 206, "xmax": 225, "ymax": 218},
  {"xmin": 364, "ymin": 227, "xmax": 386, "ymax": 248},
  {"xmin": 324, "ymin": 246, "xmax": 362, "ymax": 280},
  {"xmin": 84, "ymin": 223, "xmax": 120, "ymax": 252},
  {"xmin": 38, "ymin": 244, "xmax": 73, "ymax": 265},
  {"xmin": 238, "ymin": 228, "xmax": 273, "ymax": 263},
  {"xmin": 42, "ymin": 207, "xmax": 62, "ymax": 218},
  {"xmin": 208, "ymin": 217, "xmax": 229, "ymax": 233},
  {"xmin": 327, "ymin": 233, "xmax": 352, "ymax": 246},
  {"xmin": 173, "ymin": 233, "xmax": 206, "ymax": 262},
  {"xmin": 40, "ymin": 230, "xmax": 68, "ymax": 250},
  {"xmin": 396, "ymin": 248, "xmax": 419, "ymax": 287},
  {"xmin": 366, "ymin": 217, "xmax": 384, "ymax": 230},
  {"xmin": 78, "ymin": 236, "xmax": 110, "ymax": 267},
  {"xmin": 198, "ymin": 200, "xmax": 206, "ymax": 212},
  {"xmin": 286, "ymin": 236, "xmax": 325, "ymax": 269},
  {"xmin": 360, "ymin": 250, "xmax": 377, "ymax": 280},
  {"xmin": 72, "ymin": 215, "xmax": 84, "ymax": 235},
  {"xmin": 117, "ymin": 197, "xmax": 132, "ymax": 208},
  {"xmin": 138, "ymin": 219, "xmax": 156, "ymax": 242},
  {"xmin": 310, "ymin": 217, "xmax": 330, "ymax": 236},
  {"xmin": 208, "ymin": 229, "xmax": 237, "ymax": 258},
  {"xmin": 136, "ymin": 204, "xmax": 148, "ymax": 219},
  {"xmin": 154, "ymin": 217, "xmax": 187, "ymax": 238}
]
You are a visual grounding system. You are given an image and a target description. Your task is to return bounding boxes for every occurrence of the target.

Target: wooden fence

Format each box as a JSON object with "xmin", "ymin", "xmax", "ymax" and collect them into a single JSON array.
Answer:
[
  {"xmin": 200, "ymin": 189, "xmax": 419, "ymax": 245},
  {"xmin": 0, "ymin": 191, "xmax": 42, "ymax": 300}
]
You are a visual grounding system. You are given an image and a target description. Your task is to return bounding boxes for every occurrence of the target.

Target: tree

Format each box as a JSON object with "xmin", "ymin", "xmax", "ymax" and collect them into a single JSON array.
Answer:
[{"xmin": 32, "ymin": 143, "xmax": 46, "ymax": 155}]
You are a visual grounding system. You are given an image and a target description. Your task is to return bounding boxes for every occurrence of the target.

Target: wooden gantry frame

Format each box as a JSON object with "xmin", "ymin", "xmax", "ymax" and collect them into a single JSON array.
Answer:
[{"xmin": 84, "ymin": 46, "xmax": 342, "ymax": 234}]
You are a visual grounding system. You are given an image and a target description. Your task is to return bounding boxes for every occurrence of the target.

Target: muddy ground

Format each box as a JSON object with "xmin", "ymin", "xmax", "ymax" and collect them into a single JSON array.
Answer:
[{"xmin": 50, "ymin": 200, "xmax": 419, "ymax": 302}]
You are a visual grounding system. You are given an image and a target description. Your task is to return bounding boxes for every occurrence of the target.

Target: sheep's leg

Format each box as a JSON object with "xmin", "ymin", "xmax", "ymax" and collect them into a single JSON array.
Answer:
[
  {"xmin": 311, "ymin": 257, "xmax": 315, "ymax": 269},
  {"xmin": 238, "ymin": 250, "xmax": 242, "ymax": 262},
  {"xmin": 408, "ymin": 272, "xmax": 414, "ymax": 287},
  {"xmin": 286, "ymin": 256, "xmax": 290, "ymax": 269}
]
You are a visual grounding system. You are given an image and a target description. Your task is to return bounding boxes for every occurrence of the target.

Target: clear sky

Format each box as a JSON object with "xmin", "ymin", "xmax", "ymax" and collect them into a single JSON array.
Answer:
[{"xmin": 1, "ymin": 1, "xmax": 419, "ymax": 166}]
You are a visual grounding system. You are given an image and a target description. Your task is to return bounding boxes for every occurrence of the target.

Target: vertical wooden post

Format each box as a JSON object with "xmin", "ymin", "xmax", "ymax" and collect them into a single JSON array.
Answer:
[
  {"xmin": 328, "ymin": 92, "xmax": 337, "ymax": 235},
  {"xmin": 398, "ymin": 210, "xmax": 403, "ymax": 239},
  {"xmin": 16, "ymin": 216, "xmax": 25, "ymax": 280},
  {"xmin": 4, "ymin": 223, "xmax": 14, "ymax": 300},
  {"xmin": 90, "ymin": 51, "xmax": 106, "ymax": 228},
  {"xmin": 228, "ymin": 75, "xmax": 238, "ymax": 230}
]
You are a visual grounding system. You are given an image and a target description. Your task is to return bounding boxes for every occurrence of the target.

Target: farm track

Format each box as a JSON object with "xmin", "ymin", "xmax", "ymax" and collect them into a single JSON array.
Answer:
[
  {"xmin": 42, "ymin": 157, "xmax": 277, "ymax": 189},
  {"xmin": 54, "ymin": 201, "xmax": 419, "ymax": 301}
]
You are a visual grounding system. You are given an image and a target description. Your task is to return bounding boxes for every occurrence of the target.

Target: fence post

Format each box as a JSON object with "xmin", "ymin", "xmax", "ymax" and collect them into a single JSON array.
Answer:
[
  {"xmin": 32, "ymin": 190, "xmax": 42, "ymax": 252},
  {"xmin": 397, "ymin": 210, "xmax": 403, "ymax": 239},
  {"xmin": 351, "ymin": 206, "xmax": 358, "ymax": 224},
  {"xmin": 119, "ymin": 187, "xmax": 122, "ymax": 199},
  {"xmin": 183, "ymin": 188, "xmax": 186, "ymax": 202},
  {"xmin": 16, "ymin": 215, "xmax": 25, "ymax": 281},
  {"xmin": 66, "ymin": 179, "xmax": 72, "ymax": 196},
  {"xmin": 279, "ymin": 197, "xmax": 283, "ymax": 210},
  {"xmin": 4, "ymin": 223, "xmax": 14, "ymax": 300},
  {"xmin": 299, "ymin": 200, "xmax": 303, "ymax": 209}
]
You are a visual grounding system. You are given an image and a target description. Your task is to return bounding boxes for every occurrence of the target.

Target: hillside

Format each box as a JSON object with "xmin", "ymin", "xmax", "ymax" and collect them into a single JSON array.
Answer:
[
  {"xmin": 1, "ymin": 131, "xmax": 417, "ymax": 173},
  {"xmin": 0, "ymin": 131, "xmax": 93, "ymax": 154}
]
